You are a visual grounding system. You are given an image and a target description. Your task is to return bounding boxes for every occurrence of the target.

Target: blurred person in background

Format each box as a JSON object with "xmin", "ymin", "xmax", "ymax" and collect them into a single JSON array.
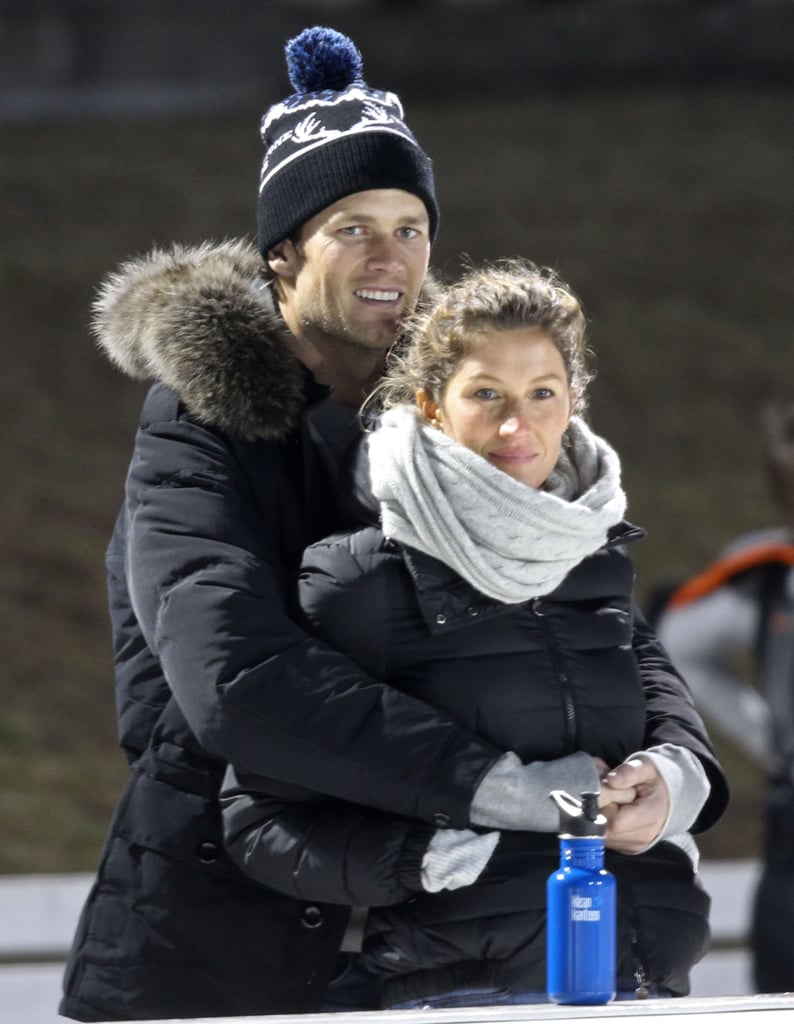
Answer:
[
  {"xmin": 222, "ymin": 258, "xmax": 729, "ymax": 1008},
  {"xmin": 658, "ymin": 400, "xmax": 794, "ymax": 993}
]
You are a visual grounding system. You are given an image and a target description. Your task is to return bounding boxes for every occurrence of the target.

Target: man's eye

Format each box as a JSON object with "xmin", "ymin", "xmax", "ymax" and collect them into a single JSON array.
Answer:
[
  {"xmin": 397, "ymin": 227, "xmax": 419, "ymax": 239},
  {"xmin": 339, "ymin": 225, "xmax": 364, "ymax": 236}
]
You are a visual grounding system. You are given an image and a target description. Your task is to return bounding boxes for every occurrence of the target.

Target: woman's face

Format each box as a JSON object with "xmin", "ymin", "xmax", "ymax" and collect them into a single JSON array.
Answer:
[{"xmin": 419, "ymin": 327, "xmax": 572, "ymax": 488}]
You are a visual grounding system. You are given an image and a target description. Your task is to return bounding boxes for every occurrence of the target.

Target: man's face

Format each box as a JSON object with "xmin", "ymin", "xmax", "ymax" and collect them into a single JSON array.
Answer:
[{"xmin": 273, "ymin": 189, "xmax": 432, "ymax": 353}]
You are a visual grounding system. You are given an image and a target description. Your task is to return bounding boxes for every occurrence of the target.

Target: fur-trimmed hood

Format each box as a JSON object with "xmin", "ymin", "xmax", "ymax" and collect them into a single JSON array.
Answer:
[{"xmin": 92, "ymin": 239, "xmax": 308, "ymax": 441}]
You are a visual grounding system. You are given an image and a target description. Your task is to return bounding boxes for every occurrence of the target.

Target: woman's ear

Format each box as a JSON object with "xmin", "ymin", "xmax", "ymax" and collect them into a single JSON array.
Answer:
[{"xmin": 416, "ymin": 388, "xmax": 440, "ymax": 425}]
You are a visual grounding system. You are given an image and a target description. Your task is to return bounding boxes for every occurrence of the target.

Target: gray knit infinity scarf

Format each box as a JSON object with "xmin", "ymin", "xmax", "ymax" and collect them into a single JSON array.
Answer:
[{"xmin": 368, "ymin": 406, "xmax": 627, "ymax": 604}]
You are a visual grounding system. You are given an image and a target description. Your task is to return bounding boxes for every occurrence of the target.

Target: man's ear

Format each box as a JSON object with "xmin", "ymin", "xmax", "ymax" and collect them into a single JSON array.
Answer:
[
  {"xmin": 416, "ymin": 388, "xmax": 440, "ymax": 425},
  {"xmin": 266, "ymin": 239, "xmax": 300, "ymax": 280}
]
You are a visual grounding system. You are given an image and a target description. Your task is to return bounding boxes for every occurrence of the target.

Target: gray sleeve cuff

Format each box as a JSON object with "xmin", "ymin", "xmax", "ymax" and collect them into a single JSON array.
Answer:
[
  {"xmin": 420, "ymin": 829, "xmax": 501, "ymax": 892},
  {"xmin": 470, "ymin": 750, "xmax": 600, "ymax": 831},
  {"xmin": 629, "ymin": 743, "xmax": 711, "ymax": 861}
]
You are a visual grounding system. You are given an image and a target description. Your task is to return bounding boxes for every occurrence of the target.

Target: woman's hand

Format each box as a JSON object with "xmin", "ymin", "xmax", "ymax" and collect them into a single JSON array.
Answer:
[
  {"xmin": 594, "ymin": 756, "xmax": 636, "ymax": 810},
  {"xmin": 598, "ymin": 757, "xmax": 670, "ymax": 854},
  {"xmin": 594, "ymin": 753, "xmax": 635, "ymax": 806}
]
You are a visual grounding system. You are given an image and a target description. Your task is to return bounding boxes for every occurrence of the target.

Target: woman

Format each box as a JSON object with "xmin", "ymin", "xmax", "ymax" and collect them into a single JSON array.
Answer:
[{"xmin": 222, "ymin": 259, "xmax": 728, "ymax": 1007}]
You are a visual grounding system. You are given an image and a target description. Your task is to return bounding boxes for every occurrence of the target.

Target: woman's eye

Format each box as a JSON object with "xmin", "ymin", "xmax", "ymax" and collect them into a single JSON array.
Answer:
[
  {"xmin": 532, "ymin": 387, "xmax": 554, "ymax": 400},
  {"xmin": 473, "ymin": 388, "xmax": 498, "ymax": 400}
]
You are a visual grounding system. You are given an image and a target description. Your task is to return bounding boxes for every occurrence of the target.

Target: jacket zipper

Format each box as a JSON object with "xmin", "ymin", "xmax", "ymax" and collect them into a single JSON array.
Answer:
[
  {"xmin": 630, "ymin": 926, "xmax": 650, "ymax": 998},
  {"xmin": 531, "ymin": 599, "xmax": 576, "ymax": 752},
  {"xmin": 610, "ymin": 862, "xmax": 651, "ymax": 998}
]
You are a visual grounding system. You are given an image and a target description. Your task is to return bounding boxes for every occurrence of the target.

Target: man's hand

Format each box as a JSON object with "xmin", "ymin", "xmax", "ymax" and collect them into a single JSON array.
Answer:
[{"xmin": 598, "ymin": 757, "xmax": 670, "ymax": 854}]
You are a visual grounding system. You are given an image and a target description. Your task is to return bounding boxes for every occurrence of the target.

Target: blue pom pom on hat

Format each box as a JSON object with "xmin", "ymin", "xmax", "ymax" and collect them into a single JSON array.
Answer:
[
  {"xmin": 256, "ymin": 26, "xmax": 439, "ymax": 258},
  {"xmin": 285, "ymin": 25, "xmax": 363, "ymax": 93}
]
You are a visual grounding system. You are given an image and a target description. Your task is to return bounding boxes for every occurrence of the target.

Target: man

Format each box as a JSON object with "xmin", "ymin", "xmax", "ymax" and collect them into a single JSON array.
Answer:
[
  {"xmin": 60, "ymin": 26, "xmax": 725, "ymax": 1022},
  {"xmin": 658, "ymin": 400, "xmax": 794, "ymax": 993},
  {"xmin": 58, "ymin": 26, "xmax": 504, "ymax": 1022}
]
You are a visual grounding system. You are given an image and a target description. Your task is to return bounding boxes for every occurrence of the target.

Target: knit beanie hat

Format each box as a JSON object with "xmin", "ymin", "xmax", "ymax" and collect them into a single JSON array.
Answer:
[{"xmin": 257, "ymin": 26, "xmax": 439, "ymax": 258}]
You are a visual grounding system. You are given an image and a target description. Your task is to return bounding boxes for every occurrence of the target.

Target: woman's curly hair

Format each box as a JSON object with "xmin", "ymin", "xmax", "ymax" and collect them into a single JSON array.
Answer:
[{"xmin": 373, "ymin": 257, "xmax": 593, "ymax": 416}]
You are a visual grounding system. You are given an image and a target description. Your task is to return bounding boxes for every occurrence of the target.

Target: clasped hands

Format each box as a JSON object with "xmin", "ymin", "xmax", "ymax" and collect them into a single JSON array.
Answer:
[{"xmin": 592, "ymin": 755, "xmax": 670, "ymax": 855}]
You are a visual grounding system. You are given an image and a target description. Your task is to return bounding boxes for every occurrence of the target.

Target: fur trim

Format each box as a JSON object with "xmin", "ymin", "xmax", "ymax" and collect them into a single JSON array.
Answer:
[{"xmin": 92, "ymin": 239, "xmax": 305, "ymax": 440}]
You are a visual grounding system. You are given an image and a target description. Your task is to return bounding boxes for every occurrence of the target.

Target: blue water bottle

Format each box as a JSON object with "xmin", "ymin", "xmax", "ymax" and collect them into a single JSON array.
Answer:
[{"xmin": 546, "ymin": 789, "xmax": 616, "ymax": 1005}]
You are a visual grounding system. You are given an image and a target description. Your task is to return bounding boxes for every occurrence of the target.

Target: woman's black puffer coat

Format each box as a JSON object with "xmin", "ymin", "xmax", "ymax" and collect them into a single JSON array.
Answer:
[{"xmin": 223, "ymin": 508, "xmax": 729, "ymax": 1006}]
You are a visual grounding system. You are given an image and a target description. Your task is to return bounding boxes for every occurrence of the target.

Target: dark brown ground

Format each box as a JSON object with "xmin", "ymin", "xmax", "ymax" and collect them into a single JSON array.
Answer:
[{"xmin": 3, "ymin": 82, "xmax": 792, "ymax": 872}]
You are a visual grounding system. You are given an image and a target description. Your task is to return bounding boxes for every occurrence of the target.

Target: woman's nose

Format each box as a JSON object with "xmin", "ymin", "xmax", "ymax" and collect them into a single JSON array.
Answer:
[{"xmin": 499, "ymin": 413, "xmax": 530, "ymax": 436}]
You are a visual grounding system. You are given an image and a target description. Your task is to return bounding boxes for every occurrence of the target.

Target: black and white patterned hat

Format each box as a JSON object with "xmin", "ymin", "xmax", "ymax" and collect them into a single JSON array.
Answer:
[{"xmin": 257, "ymin": 26, "xmax": 439, "ymax": 257}]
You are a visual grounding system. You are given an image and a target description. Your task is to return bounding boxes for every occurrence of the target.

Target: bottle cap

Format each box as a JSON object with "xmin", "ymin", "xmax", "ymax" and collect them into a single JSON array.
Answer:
[{"xmin": 549, "ymin": 789, "xmax": 607, "ymax": 838}]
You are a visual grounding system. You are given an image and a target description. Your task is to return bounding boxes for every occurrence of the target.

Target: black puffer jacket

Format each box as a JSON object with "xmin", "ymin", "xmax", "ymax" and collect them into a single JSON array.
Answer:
[
  {"xmin": 60, "ymin": 242, "xmax": 504, "ymax": 1022},
  {"xmin": 223, "ymin": 491, "xmax": 729, "ymax": 1005}
]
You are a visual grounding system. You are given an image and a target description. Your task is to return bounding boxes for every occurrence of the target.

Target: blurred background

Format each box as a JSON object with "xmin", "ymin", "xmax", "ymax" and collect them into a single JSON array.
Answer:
[{"xmin": 2, "ymin": 0, "xmax": 794, "ymax": 877}]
